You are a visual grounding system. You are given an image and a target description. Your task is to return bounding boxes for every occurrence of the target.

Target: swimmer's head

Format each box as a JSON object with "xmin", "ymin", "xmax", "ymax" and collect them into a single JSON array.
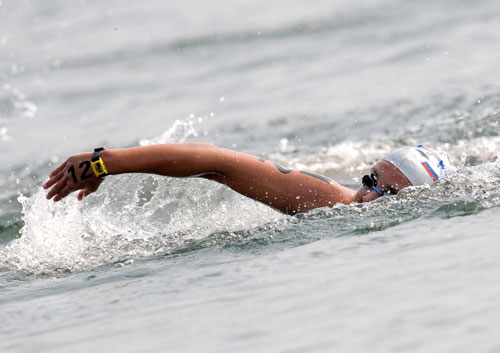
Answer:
[{"xmin": 355, "ymin": 145, "xmax": 451, "ymax": 203}]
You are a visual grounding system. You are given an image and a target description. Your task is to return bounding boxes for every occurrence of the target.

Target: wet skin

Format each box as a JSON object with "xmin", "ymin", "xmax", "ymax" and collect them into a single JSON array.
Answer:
[{"xmin": 355, "ymin": 160, "xmax": 412, "ymax": 203}]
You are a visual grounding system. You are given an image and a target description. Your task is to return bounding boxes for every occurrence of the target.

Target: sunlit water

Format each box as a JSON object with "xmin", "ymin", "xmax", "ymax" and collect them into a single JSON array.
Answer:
[{"xmin": 1, "ymin": 0, "xmax": 500, "ymax": 352}]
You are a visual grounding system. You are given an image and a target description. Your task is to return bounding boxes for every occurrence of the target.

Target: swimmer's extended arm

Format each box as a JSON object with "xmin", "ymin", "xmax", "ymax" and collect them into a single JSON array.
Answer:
[{"xmin": 44, "ymin": 143, "xmax": 355, "ymax": 214}]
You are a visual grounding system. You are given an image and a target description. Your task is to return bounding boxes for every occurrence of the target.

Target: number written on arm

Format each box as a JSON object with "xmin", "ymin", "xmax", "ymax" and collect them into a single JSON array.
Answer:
[{"xmin": 68, "ymin": 161, "xmax": 94, "ymax": 183}]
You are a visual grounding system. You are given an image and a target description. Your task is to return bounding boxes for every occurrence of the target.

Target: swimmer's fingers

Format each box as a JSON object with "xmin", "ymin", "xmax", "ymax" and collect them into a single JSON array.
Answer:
[
  {"xmin": 53, "ymin": 177, "xmax": 91, "ymax": 201},
  {"xmin": 49, "ymin": 176, "xmax": 104, "ymax": 202},
  {"xmin": 46, "ymin": 175, "xmax": 71, "ymax": 201},
  {"xmin": 77, "ymin": 189, "xmax": 87, "ymax": 201},
  {"xmin": 50, "ymin": 177, "xmax": 103, "ymax": 202},
  {"xmin": 44, "ymin": 158, "xmax": 72, "ymax": 190},
  {"xmin": 53, "ymin": 187, "xmax": 70, "ymax": 202},
  {"xmin": 43, "ymin": 169, "xmax": 65, "ymax": 190}
]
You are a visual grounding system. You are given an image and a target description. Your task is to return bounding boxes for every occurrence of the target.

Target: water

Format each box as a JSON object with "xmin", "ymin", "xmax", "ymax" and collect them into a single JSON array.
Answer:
[{"xmin": 1, "ymin": 0, "xmax": 500, "ymax": 352}]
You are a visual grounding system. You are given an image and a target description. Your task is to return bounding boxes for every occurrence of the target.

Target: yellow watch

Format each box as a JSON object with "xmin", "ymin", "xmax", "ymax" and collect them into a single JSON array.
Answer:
[{"xmin": 91, "ymin": 147, "xmax": 108, "ymax": 178}]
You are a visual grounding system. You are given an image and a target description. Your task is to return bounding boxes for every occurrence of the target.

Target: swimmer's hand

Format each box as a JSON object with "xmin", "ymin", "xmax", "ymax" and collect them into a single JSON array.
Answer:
[{"xmin": 43, "ymin": 153, "xmax": 104, "ymax": 202}]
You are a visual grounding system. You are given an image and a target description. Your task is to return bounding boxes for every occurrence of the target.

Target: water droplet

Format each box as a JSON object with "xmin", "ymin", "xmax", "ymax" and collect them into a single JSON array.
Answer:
[
  {"xmin": 219, "ymin": 96, "xmax": 226, "ymax": 102},
  {"xmin": 296, "ymin": 196, "xmax": 301, "ymax": 200}
]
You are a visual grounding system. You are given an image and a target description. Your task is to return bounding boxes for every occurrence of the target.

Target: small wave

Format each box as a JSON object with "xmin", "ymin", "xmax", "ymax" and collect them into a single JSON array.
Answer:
[{"xmin": 0, "ymin": 176, "xmax": 284, "ymax": 276}]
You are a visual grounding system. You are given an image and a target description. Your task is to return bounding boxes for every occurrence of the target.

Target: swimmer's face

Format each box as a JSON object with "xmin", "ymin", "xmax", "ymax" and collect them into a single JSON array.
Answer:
[{"xmin": 355, "ymin": 160, "xmax": 412, "ymax": 203}]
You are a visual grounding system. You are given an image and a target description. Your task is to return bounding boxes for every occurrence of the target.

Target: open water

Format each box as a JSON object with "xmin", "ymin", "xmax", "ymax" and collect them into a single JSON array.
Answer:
[{"xmin": 1, "ymin": 0, "xmax": 500, "ymax": 352}]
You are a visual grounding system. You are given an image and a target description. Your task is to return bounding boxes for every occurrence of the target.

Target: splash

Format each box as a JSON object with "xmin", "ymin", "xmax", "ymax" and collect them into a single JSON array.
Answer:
[
  {"xmin": 139, "ymin": 116, "xmax": 203, "ymax": 145},
  {"xmin": 0, "ymin": 118, "xmax": 284, "ymax": 275}
]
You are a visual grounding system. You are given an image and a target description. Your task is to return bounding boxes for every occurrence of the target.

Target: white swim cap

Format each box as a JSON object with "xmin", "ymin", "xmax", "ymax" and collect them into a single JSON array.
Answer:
[{"xmin": 381, "ymin": 145, "xmax": 451, "ymax": 186}]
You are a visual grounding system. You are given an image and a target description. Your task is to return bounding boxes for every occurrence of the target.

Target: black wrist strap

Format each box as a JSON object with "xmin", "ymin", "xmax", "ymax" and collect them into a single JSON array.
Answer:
[{"xmin": 92, "ymin": 147, "xmax": 105, "ymax": 162}]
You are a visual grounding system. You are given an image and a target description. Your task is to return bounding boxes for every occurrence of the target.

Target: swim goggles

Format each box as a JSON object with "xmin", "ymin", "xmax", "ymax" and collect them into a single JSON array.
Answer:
[{"xmin": 362, "ymin": 173, "xmax": 383, "ymax": 196}]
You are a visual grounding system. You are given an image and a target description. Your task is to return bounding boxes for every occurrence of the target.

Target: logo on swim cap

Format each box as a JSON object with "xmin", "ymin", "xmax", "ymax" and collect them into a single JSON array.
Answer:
[{"xmin": 381, "ymin": 145, "xmax": 451, "ymax": 186}]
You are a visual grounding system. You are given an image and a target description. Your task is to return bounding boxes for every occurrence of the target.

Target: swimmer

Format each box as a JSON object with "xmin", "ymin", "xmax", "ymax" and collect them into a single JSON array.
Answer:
[{"xmin": 43, "ymin": 143, "xmax": 450, "ymax": 215}]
